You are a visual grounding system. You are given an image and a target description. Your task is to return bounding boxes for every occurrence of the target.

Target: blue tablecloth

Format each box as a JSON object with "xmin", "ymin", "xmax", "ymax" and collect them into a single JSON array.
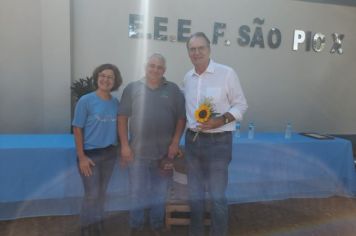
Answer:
[
  {"xmin": 0, "ymin": 134, "xmax": 129, "ymax": 219},
  {"xmin": 0, "ymin": 133, "xmax": 355, "ymax": 219},
  {"xmin": 228, "ymin": 133, "xmax": 356, "ymax": 203}
]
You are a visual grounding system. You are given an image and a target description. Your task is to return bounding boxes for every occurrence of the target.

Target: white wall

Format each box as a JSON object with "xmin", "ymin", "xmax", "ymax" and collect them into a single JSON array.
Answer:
[
  {"xmin": 0, "ymin": 0, "xmax": 43, "ymax": 133},
  {"xmin": 41, "ymin": 0, "xmax": 71, "ymax": 133},
  {"xmin": 0, "ymin": 0, "xmax": 70, "ymax": 133},
  {"xmin": 0, "ymin": 0, "xmax": 355, "ymax": 134},
  {"xmin": 72, "ymin": 0, "xmax": 356, "ymax": 134}
]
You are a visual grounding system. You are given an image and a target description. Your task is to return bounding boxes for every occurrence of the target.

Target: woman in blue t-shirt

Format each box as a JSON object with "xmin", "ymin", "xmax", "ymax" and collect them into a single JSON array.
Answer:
[{"xmin": 72, "ymin": 64, "xmax": 122, "ymax": 236}]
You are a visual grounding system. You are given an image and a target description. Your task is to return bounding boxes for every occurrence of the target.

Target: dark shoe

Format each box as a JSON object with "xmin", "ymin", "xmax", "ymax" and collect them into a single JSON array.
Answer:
[
  {"xmin": 80, "ymin": 226, "xmax": 90, "ymax": 236},
  {"xmin": 81, "ymin": 225, "xmax": 98, "ymax": 236},
  {"xmin": 129, "ymin": 228, "xmax": 144, "ymax": 236},
  {"xmin": 82, "ymin": 223, "xmax": 103, "ymax": 236},
  {"xmin": 151, "ymin": 228, "xmax": 166, "ymax": 236},
  {"xmin": 95, "ymin": 221, "xmax": 105, "ymax": 236},
  {"xmin": 91, "ymin": 223, "xmax": 102, "ymax": 236}
]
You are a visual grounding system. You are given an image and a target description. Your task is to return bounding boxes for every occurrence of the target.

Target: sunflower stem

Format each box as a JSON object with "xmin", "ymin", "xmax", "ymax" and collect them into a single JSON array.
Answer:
[{"xmin": 192, "ymin": 131, "xmax": 199, "ymax": 142}]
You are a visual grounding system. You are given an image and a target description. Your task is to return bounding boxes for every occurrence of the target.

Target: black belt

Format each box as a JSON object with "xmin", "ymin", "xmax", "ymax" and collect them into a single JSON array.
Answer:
[
  {"xmin": 84, "ymin": 145, "xmax": 116, "ymax": 154},
  {"xmin": 187, "ymin": 128, "xmax": 231, "ymax": 137}
]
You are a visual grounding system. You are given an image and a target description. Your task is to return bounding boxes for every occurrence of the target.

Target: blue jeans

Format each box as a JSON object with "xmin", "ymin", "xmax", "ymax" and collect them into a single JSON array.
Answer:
[
  {"xmin": 128, "ymin": 158, "xmax": 169, "ymax": 230},
  {"xmin": 79, "ymin": 145, "xmax": 117, "ymax": 227},
  {"xmin": 185, "ymin": 130, "xmax": 232, "ymax": 236}
]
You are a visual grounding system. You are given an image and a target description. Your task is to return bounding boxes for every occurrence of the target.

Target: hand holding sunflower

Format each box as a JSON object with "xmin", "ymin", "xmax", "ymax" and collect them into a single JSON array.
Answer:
[{"xmin": 193, "ymin": 97, "xmax": 218, "ymax": 141}]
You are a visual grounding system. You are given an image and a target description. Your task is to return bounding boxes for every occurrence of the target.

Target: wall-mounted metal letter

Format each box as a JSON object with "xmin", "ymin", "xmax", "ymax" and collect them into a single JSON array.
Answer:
[
  {"xmin": 177, "ymin": 19, "xmax": 191, "ymax": 42},
  {"xmin": 238, "ymin": 25, "xmax": 250, "ymax": 46},
  {"xmin": 250, "ymin": 27, "xmax": 264, "ymax": 48},
  {"xmin": 293, "ymin": 30, "xmax": 306, "ymax": 51},
  {"xmin": 154, "ymin": 17, "xmax": 168, "ymax": 41},
  {"xmin": 267, "ymin": 28, "xmax": 281, "ymax": 49},
  {"xmin": 312, "ymin": 33, "xmax": 326, "ymax": 52},
  {"xmin": 330, "ymin": 33, "xmax": 344, "ymax": 55},
  {"xmin": 212, "ymin": 22, "xmax": 226, "ymax": 45},
  {"xmin": 305, "ymin": 31, "xmax": 312, "ymax": 51},
  {"xmin": 129, "ymin": 14, "xmax": 143, "ymax": 38}
]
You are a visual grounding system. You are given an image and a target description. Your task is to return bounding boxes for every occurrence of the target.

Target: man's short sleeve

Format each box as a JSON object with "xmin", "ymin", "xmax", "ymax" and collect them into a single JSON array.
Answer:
[
  {"xmin": 118, "ymin": 83, "xmax": 133, "ymax": 116},
  {"xmin": 176, "ymin": 87, "xmax": 186, "ymax": 119},
  {"xmin": 169, "ymin": 82, "xmax": 186, "ymax": 119}
]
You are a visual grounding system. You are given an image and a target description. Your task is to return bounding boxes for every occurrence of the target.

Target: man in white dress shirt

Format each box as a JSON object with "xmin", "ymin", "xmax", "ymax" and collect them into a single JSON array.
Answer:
[{"xmin": 183, "ymin": 32, "xmax": 248, "ymax": 236}]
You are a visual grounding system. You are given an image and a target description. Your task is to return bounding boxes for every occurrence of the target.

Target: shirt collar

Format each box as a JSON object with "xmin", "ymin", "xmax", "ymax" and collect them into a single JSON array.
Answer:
[
  {"xmin": 191, "ymin": 59, "xmax": 215, "ymax": 77},
  {"xmin": 140, "ymin": 76, "xmax": 167, "ymax": 87}
]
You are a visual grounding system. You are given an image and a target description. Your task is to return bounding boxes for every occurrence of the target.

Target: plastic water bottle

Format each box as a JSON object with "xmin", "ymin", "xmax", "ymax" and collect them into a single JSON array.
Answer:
[
  {"xmin": 234, "ymin": 122, "xmax": 241, "ymax": 139},
  {"xmin": 248, "ymin": 122, "xmax": 255, "ymax": 139},
  {"xmin": 285, "ymin": 122, "xmax": 292, "ymax": 139}
]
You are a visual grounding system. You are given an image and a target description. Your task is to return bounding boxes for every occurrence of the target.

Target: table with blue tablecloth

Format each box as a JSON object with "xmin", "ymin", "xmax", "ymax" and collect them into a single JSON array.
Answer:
[
  {"xmin": 0, "ymin": 133, "xmax": 355, "ymax": 220},
  {"xmin": 228, "ymin": 133, "xmax": 356, "ymax": 203}
]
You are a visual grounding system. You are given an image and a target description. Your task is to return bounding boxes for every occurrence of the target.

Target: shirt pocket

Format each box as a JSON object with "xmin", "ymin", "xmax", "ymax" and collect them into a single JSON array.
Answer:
[{"xmin": 205, "ymin": 87, "xmax": 221, "ymax": 101}]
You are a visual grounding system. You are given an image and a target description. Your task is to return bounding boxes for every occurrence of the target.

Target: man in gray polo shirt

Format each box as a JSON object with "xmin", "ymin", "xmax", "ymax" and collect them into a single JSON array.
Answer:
[{"xmin": 118, "ymin": 53, "xmax": 186, "ymax": 236}]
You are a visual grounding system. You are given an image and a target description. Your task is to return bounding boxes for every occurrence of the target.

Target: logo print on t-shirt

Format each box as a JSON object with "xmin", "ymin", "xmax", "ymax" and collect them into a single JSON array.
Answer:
[{"xmin": 95, "ymin": 114, "xmax": 116, "ymax": 122}]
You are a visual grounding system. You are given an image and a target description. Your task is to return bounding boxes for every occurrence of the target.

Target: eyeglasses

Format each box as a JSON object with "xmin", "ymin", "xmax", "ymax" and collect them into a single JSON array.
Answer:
[
  {"xmin": 98, "ymin": 73, "xmax": 114, "ymax": 80},
  {"xmin": 188, "ymin": 45, "xmax": 208, "ymax": 53}
]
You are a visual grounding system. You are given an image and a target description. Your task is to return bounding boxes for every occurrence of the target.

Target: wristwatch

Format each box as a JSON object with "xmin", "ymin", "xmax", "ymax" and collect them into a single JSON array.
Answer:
[{"xmin": 222, "ymin": 114, "xmax": 229, "ymax": 124}]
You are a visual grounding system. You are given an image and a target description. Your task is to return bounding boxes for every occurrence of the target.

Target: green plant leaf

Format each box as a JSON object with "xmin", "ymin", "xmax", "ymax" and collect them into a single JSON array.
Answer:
[{"xmin": 71, "ymin": 76, "xmax": 95, "ymax": 101}]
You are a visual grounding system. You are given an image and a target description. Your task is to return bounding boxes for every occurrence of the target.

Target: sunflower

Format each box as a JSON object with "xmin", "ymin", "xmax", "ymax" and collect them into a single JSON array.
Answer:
[
  {"xmin": 192, "ymin": 98, "xmax": 217, "ymax": 141},
  {"xmin": 195, "ymin": 104, "xmax": 212, "ymax": 123}
]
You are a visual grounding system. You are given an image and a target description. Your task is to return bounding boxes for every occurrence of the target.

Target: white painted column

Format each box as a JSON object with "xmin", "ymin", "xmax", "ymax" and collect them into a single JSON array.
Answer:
[{"xmin": 41, "ymin": 0, "xmax": 71, "ymax": 133}]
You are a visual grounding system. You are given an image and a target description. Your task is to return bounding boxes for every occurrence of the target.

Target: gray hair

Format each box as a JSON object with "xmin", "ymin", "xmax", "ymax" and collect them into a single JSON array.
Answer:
[
  {"xmin": 147, "ymin": 53, "xmax": 166, "ymax": 67},
  {"xmin": 186, "ymin": 32, "xmax": 211, "ymax": 49}
]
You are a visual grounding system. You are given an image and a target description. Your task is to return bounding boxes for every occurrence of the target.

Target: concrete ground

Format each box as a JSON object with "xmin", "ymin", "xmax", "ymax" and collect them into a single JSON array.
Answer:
[{"xmin": 1, "ymin": 196, "xmax": 356, "ymax": 236}]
